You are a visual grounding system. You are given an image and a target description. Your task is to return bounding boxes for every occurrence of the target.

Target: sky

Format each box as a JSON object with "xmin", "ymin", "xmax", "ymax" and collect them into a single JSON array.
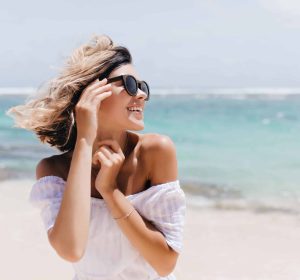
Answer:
[{"xmin": 1, "ymin": 0, "xmax": 300, "ymax": 89}]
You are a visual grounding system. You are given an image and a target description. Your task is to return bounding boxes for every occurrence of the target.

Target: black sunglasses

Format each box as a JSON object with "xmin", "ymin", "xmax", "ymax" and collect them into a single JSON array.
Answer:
[{"xmin": 104, "ymin": 74, "xmax": 150, "ymax": 101}]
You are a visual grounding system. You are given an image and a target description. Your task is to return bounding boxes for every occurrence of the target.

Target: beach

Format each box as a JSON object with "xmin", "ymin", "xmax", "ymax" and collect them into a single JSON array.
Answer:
[
  {"xmin": 1, "ymin": 178, "xmax": 300, "ymax": 280},
  {"xmin": 177, "ymin": 205, "xmax": 300, "ymax": 280},
  {"xmin": 2, "ymin": 92, "xmax": 300, "ymax": 280}
]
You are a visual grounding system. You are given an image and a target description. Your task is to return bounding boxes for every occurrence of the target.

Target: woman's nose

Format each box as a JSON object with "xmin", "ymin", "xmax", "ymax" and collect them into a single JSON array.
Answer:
[{"xmin": 136, "ymin": 88, "xmax": 148, "ymax": 100}]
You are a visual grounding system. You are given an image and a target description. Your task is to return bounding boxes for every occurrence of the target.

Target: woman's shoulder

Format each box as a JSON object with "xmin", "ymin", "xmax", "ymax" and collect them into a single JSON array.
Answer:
[
  {"xmin": 138, "ymin": 133, "xmax": 178, "ymax": 186},
  {"xmin": 35, "ymin": 155, "xmax": 60, "ymax": 180},
  {"xmin": 139, "ymin": 132, "xmax": 176, "ymax": 151},
  {"xmin": 30, "ymin": 157, "xmax": 66, "ymax": 205}
]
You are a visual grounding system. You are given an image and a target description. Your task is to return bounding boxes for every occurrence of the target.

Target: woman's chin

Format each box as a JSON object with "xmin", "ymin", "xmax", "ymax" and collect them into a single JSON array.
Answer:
[
  {"xmin": 127, "ymin": 120, "xmax": 144, "ymax": 130},
  {"xmin": 128, "ymin": 114, "xmax": 145, "ymax": 130},
  {"xmin": 129, "ymin": 123, "xmax": 144, "ymax": 131}
]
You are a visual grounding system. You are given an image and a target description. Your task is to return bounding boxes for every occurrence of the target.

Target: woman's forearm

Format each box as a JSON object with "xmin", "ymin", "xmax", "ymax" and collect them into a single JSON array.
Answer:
[
  {"xmin": 50, "ymin": 137, "xmax": 93, "ymax": 261},
  {"xmin": 102, "ymin": 188, "xmax": 178, "ymax": 277}
]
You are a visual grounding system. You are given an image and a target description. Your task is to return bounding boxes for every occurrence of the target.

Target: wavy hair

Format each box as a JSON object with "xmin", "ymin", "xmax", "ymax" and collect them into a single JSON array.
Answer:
[{"xmin": 5, "ymin": 34, "xmax": 132, "ymax": 152}]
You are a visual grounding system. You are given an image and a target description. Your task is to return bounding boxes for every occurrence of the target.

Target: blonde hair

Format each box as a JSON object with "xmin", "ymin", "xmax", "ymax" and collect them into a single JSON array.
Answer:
[{"xmin": 5, "ymin": 34, "xmax": 132, "ymax": 152}]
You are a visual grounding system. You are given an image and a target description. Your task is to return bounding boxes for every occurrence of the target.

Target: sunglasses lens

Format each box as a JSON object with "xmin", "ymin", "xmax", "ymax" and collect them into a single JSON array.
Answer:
[
  {"xmin": 140, "ymin": 82, "xmax": 150, "ymax": 100},
  {"xmin": 125, "ymin": 76, "xmax": 138, "ymax": 95}
]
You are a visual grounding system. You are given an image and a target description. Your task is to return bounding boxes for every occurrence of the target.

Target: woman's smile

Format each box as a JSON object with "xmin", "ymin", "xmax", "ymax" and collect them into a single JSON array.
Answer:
[{"xmin": 127, "ymin": 109, "xmax": 144, "ymax": 119}]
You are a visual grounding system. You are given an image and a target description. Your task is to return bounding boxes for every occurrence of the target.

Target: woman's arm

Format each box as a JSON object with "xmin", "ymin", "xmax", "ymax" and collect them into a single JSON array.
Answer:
[
  {"xmin": 36, "ymin": 137, "xmax": 93, "ymax": 262},
  {"xmin": 102, "ymin": 135, "xmax": 179, "ymax": 277},
  {"xmin": 36, "ymin": 78, "xmax": 115, "ymax": 262}
]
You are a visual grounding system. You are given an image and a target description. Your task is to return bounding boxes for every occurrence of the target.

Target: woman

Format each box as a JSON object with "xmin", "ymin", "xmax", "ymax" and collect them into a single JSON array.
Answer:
[{"xmin": 6, "ymin": 34, "xmax": 186, "ymax": 280}]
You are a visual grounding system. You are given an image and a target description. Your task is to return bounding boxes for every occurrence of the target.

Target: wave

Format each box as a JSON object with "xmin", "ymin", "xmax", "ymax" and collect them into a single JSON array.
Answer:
[
  {"xmin": 180, "ymin": 180, "xmax": 300, "ymax": 215},
  {"xmin": 1, "ymin": 87, "xmax": 300, "ymax": 96},
  {"xmin": 152, "ymin": 87, "xmax": 300, "ymax": 95}
]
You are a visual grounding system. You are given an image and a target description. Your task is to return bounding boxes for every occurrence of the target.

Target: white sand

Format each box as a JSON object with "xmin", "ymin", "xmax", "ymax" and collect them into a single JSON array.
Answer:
[
  {"xmin": 1, "ymin": 178, "xmax": 300, "ymax": 280},
  {"xmin": 177, "ymin": 206, "xmax": 300, "ymax": 280}
]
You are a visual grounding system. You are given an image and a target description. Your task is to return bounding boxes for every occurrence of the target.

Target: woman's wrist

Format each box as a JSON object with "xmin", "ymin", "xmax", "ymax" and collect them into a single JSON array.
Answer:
[
  {"xmin": 100, "ymin": 188, "xmax": 117, "ymax": 200},
  {"xmin": 113, "ymin": 207, "xmax": 135, "ymax": 220},
  {"xmin": 96, "ymin": 181, "xmax": 118, "ymax": 197},
  {"xmin": 76, "ymin": 134, "xmax": 96, "ymax": 146},
  {"xmin": 101, "ymin": 188, "xmax": 135, "ymax": 220}
]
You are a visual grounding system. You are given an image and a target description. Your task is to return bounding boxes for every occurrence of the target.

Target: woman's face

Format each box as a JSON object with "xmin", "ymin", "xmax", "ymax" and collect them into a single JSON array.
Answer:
[{"xmin": 98, "ymin": 64, "xmax": 148, "ymax": 131}]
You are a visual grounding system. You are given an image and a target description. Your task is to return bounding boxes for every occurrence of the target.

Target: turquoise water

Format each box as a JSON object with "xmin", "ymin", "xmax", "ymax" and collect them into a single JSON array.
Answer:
[
  {"xmin": 1, "ymin": 93, "xmax": 300, "ymax": 210},
  {"xmin": 147, "ymin": 95, "xmax": 300, "ymax": 198}
]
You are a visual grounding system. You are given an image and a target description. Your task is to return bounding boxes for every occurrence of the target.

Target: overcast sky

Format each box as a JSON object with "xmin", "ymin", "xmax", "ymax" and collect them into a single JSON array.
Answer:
[{"xmin": 1, "ymin": 0, "xmax": 300, "ymax": 88}]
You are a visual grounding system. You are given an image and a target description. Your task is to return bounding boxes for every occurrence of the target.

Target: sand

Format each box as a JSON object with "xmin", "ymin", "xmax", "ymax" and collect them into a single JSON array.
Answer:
[{"xmin": 1, "ymin": 178, "xmax": 300, "ymax": 280}]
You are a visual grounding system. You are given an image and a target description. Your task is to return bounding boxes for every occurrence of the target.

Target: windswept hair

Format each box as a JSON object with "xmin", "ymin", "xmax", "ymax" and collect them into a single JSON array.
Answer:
[{"xmin": 6, "ymin": 34, "xmax": 132, "ymax": 152}]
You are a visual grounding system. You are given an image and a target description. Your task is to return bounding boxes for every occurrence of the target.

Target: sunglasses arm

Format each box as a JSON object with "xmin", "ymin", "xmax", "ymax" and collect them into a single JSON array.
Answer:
[{"xmin": 105, "ymin": 76, "xmax": 124, "ymax": 83}]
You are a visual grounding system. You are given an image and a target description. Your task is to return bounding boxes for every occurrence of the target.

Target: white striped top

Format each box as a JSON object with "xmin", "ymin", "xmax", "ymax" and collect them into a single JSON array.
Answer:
[{"xmin": 29, "ymin": 175, "xmax": 186, "ymax": 280}]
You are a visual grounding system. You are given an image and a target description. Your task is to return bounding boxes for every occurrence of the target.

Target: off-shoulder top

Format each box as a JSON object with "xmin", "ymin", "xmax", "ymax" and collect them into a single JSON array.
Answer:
[{"xmin": 29, "ymin": 175, "xmax": 186, "ymax": 280}]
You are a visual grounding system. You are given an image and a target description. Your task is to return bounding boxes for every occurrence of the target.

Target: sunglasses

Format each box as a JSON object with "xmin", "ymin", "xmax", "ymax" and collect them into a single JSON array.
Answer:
[{"xmin": 105, "ymin": 75, "xmax": 150, "ymax": 101}]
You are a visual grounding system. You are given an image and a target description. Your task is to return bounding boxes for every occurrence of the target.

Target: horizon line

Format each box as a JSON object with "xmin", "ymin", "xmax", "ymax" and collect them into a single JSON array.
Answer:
[{"xmin": 1, "ymin": 86, "xmax": 300, "ymax": 95}]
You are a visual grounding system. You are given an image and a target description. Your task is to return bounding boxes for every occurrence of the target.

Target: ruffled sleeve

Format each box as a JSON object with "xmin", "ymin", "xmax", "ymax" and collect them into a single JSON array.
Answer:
[
  {"xmin": 131, "ymin": 180, "xmax": 186, "ymax": 254},
  {"xmin": 28, "ymin": 175, "xmax": 66, "ymax": 232}
]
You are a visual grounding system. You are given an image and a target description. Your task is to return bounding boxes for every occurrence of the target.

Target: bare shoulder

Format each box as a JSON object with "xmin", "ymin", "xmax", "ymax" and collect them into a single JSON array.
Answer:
[
  {"xmin": 140, "ymin": 133, "xmax": 178, "ymax": 185},
  {"xmin": 140, "ymin": 133, "xmax": 176, "ymax": 150},
  {"xmin": 140, "ymin": 133, "xmax": 177, "ymax": 156},
  {"xmin": 35, "ymin": 155, "xmax": 60, "ymax": 180}
]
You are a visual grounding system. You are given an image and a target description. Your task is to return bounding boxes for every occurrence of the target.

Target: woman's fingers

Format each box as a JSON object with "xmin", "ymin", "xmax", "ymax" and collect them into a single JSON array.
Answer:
[
  {"xmin": 86, "ymin": 84, "xmax": 112, "ymax": 100},
  {"xmin": 92, "ymin": 151, "xmax": 110, "ymax": 167},
  {"xmin": 92, "ymin": 152, "xmax": 100, "ymax": 166},
  {"xmin": 96, "ymin": 152, "xmax": 111, "ymax": 167},
  {"xmin": 92, "ymin": 83, "xmax": 112, "ymax": 94},
  {"xmin": 89, "ymin": 78, "xmax": 108, "ymax": 91},
  {"xmin": 93, "ymin": 143, "xmax": 124, "ymax": 164},
  {"xmin": 102, "ymin": 146, "xmax": 122, "ymax": 161},
  {"xmin": 96, "ymin": 146, "xmax": 118, "ymax": 160},
  {"xmin": 80, "ymin": 78, "xmax": 111, "ymax": 102},
  {"xmin": 94, "ymin": 91, "xmax": 112, "ymax": 102},
  {"xmin": 97, "ymin": 146, "xmax": 113, "ymax": 157},
  {"xmin": 97, "ymin": 140, "xmax": 122, "ymax": 153}
]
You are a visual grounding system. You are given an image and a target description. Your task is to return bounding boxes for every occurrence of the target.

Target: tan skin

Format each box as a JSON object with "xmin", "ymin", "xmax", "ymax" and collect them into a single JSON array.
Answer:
[
  {"xmin": 52, "ymin": 63, "xmax": 154, "ymax": 198},
  {"xmin": 54, "ymin": 131, "xmax": 152, "ymax": 199},
  {"xmin": 39, "ymin": 63, "xmax": 179, "ymax": 276}
]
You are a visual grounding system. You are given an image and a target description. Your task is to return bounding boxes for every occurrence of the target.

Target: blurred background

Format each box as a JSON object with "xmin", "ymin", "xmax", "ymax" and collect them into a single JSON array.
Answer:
[{"xmin": 1, "ymin": 1, "xmax": 300, "ymax": 279}]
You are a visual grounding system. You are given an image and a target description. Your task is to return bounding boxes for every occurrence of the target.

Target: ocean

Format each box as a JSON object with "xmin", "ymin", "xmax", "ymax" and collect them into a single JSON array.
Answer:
[{"xmin": 1, "ymin": 90, "xmax": 300, "ymax": 213}]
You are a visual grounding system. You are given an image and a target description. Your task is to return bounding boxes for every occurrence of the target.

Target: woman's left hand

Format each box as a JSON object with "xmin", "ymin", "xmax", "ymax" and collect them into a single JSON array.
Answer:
[{"xmin": 92, "ymin": 140, "xmax": 125, "ymax": 196}]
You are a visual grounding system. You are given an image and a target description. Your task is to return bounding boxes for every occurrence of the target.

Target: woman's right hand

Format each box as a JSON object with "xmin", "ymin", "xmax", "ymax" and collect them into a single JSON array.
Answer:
[{"xmin": 74, "ymin": 78, "xmax": 112, "ymax": 143}]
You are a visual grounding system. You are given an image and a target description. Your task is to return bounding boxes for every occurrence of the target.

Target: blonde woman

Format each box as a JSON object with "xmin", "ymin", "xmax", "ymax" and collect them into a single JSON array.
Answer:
[{"xmin": 6, "ymin": 34, "xmax": 186, "ymax": 280}]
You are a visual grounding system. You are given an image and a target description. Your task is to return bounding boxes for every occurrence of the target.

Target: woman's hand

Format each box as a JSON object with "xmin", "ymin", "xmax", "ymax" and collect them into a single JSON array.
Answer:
[
  {"xmin": 92, "ymin": 139, "xmax": 126, "ymax": 196},
  {"xmin": 74, "ymin": 78, "xmax": 112, "ymax": 144}
]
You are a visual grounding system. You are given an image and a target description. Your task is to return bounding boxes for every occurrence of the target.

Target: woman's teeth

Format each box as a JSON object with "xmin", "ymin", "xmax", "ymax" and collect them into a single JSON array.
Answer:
[{"xmin": 127, "ymin": 107, "xmax": 142, "ymax": 112}]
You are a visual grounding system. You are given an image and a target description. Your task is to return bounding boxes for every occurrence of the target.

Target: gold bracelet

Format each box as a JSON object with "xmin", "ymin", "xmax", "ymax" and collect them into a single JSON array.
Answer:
[{"xmin": 113, "ymin": 207, "xmax": 135, "ymax": 220}]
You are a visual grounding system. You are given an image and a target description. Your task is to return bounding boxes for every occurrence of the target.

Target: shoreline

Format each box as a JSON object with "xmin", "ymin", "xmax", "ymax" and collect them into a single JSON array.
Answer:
[{"xmin": 1, "ymin": 175, "xmax": 299, "ymax": 215}]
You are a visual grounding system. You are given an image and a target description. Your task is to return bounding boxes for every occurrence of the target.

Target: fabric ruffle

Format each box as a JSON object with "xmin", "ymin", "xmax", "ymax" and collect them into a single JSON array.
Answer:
[
  {"xmin": 29, "ymin": 175, "xmax": 66, "ymax": 232},
  {"xmin": 29, "ymin": 176, "xmax": 186, "ymax": 254},
  {"xmin": 130, "ymin": 180, "xmax": 186, "ymax": 254}
]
